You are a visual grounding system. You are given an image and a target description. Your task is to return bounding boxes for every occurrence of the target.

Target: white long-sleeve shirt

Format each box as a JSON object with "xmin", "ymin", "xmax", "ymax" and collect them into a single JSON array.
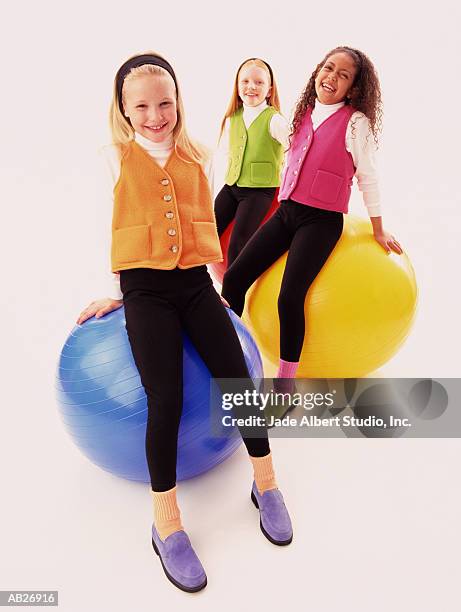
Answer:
[
  {"xmin": 220, "ymin": 100, "xmax": 290, "ymax": 151},
  {"xmin": 100, "ymin": 132, "xmax": 213, "ymax": 300},
  {"xmin": 102, "ymin": 132, "xmax": 214, "ymax": 192},
  {"xmin": 310, "ymin": 100, "xmax": 381, "ymax": 217}
]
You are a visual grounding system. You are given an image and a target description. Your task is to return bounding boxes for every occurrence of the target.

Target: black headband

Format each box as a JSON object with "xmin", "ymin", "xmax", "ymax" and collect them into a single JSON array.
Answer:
[
  {"xmin": 115, "ymin": 54, "xmax": 178, "ymax": 113},
  {"xmin": 238, "ymin": 58, "xmax": 274, "ymax": 85}
]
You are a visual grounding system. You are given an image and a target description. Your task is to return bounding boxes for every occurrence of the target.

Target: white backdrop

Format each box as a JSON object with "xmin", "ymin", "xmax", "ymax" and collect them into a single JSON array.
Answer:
[{"xmin": 1, "ymin": 1, "xmax": 460, "ymax": 610}]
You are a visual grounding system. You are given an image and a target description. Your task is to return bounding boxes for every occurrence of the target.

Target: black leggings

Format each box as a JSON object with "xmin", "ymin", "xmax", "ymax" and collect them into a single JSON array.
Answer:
[
  {"xmin": 222, "ymin": 199, "xmax": 344, "ymax": 362},
  {"xmin": 215, "ymin": 184, "xmax": 276, "ymax": 268},
  {"xmin": 120, "ymin": 266, "xmax": 270, "ymax": 492}
]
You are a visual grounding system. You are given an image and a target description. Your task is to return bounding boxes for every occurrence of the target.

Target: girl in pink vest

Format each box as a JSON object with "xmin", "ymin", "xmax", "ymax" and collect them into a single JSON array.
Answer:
[{"xmin": 222, "ymin": 46, "xmax": 403, "ymax": 396}]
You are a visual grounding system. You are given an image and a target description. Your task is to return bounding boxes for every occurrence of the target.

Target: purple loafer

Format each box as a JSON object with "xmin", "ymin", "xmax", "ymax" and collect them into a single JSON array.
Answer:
[
  {"xmin": 251, "ymin": 482, "xmax": 293, "ymax": 546},
  {"xmin": 151, "ymin": 525, "xmax": 207, "ymax": 593}
]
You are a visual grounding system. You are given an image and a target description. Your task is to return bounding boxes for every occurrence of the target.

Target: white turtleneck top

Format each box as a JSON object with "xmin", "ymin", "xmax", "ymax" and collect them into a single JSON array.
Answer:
[
  {"xmin": 309, "ymin": 100, "xmax": 381, "ymax": 217},
  {"xmin": 100, "ymin": 132, "xmax": 213, "ymax": 300},
  {"xmin": 220, "ymin": 99, "xmax": 290, "ymax": 151}
]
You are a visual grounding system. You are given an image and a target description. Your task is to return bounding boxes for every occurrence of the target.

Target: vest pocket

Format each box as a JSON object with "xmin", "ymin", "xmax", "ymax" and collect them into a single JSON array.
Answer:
[
  {"xmin": 113, "ymin": 224, "xmax": 151, "ymax": 264},
  {"xmin": 310, "ymin": 170, "xmax": 344, "ymax": 204},
  {"xmin": 192, "ymin": 221, "xmax": 221, "ymax": 258},
  {"xmin": 250, "ymin": 162, "xmax": 273, "ymax": 185}
]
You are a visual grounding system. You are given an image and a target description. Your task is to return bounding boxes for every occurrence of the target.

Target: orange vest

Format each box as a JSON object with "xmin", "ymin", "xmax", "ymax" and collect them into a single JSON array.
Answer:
[{"xmin": 111, "ymin": 141, "xmax": 223, "ymax": 272}]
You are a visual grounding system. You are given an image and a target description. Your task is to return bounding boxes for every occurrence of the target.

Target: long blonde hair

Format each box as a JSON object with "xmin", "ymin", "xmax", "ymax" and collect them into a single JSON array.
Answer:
[
  {"xmin": 109, "ymin": 53, "xmax": 208, "ymax": 164},
  {"xmin": 219, "ymin": 58, "xmax": 281, "ymax": 140}
]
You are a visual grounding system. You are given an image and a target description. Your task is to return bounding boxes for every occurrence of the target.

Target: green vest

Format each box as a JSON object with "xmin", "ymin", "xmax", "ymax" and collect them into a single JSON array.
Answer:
[{"xmin": 225, "ymin": 106, "xmax": 284, "ymax": 187}]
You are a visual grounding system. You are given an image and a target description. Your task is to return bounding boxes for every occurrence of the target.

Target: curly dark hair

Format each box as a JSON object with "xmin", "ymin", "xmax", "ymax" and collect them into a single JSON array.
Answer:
[{"xmin": 291, "ymin": 46, "xmax": 383, "ymax": 147}]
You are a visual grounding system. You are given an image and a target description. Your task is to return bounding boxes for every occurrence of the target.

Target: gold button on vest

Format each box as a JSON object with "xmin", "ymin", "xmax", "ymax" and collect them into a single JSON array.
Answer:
[{"xmin": 111, "ymin": 141, "xmax": 223, "ymax": 272}]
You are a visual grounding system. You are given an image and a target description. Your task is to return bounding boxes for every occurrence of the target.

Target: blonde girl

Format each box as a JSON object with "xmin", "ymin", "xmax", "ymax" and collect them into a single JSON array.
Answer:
[
  {"xmin": 215, "ymin": 58, "xmax": 289, "ymax": 268},
  {"xmin": 77, "ymin": 53, "xmax": 292, "ymax": 594}
]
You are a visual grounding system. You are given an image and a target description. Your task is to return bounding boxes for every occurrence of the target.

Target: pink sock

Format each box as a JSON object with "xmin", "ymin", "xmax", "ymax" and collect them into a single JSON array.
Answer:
[{"xmin": 277, "ymin": 359, "xmax": 299, "ymax": 379}]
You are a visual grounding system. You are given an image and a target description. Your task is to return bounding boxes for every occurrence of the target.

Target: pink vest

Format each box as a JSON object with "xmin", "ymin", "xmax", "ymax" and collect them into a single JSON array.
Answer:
[{"xmin": 279, "ymin": 105, "xmax": 356, "ymax": 213}]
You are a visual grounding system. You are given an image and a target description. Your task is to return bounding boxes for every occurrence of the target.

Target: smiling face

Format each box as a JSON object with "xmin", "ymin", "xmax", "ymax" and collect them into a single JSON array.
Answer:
[
  {"xmin": 237, "ymin": 64, "xmax": 272, "ymax": 107},
  {"xmin": 122, "ymin": 72, "xmax": 177, "ymax": 143},
  {"xmin": 314, "ymin": 52, "xmax": 358, "ymax": 105}
]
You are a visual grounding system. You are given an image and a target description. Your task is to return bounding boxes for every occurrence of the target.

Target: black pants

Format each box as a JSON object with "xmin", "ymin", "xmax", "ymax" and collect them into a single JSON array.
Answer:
[
  {"xmin": 120, "ymin": 266, "xmax": 270, "ymax": 492},
  {"xmin": 215, "ymin": 184, "xmax": 276, "ymax": 268},
  {"xmin": 222, "ymin": 200, "xmax": 344, "ymax": 362}
]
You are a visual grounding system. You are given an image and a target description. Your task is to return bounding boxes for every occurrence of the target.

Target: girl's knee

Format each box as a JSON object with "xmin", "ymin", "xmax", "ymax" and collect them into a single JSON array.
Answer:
[
  {"xmin": 222, "ymin": 266, "xmax": 239, "ymax": 293},
  {"xmin": 277, "ymin": 289, "xmax": 305, "ymax": 316}
]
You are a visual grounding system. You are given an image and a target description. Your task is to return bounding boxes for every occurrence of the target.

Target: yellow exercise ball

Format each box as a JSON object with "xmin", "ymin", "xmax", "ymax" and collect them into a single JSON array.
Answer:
[{"xmin": 244, "ymin": 215, "xmax": 418, "ymax": 378}]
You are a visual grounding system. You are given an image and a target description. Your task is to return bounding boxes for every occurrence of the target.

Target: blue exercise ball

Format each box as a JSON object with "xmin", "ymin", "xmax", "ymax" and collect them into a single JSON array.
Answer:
[{"xmin": 56, "ymin": 307, "xmax": 263, "ymax": 482}]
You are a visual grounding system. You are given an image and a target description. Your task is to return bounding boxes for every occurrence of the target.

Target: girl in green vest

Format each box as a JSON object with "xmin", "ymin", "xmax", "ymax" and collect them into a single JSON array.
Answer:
[{"xmin": 215, "ymin": 58, "xmax": 289, "ymax": 268}]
